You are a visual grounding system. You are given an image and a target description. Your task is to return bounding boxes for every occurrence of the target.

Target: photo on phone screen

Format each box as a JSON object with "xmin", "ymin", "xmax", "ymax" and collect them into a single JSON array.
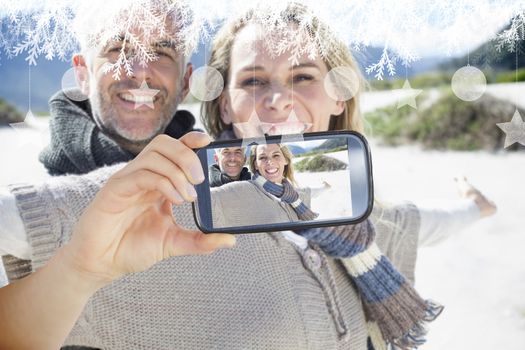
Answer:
[{"xmin": 193, "ymin": 131, "xmax": 373, "ymax": 234}]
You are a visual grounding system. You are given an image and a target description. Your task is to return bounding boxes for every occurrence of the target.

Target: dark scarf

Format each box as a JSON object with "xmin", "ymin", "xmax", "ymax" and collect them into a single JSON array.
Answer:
[
  {"xmin": 294, "ymin": 225, "xmax": 444, "ymax": 349},
  {"xmin": 39, "ymin": 89, "xmax": 197, "ymax": 175},
  {"xmin": 253, "ymin": 172, "xmax": 319, "ymax": 221},
  {"xmin": 209, "ymin": 164, "xmax": 252, "ymax": 187}
]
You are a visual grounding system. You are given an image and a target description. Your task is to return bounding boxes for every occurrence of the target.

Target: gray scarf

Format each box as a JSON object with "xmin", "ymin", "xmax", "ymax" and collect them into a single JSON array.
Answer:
[{"xmin": 39, "ymin": 89, "xmax": 196, "ymax": 175}]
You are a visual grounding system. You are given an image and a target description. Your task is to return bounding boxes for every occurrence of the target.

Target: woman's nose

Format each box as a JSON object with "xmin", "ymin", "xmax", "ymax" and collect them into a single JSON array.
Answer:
[{"xmin": 264, "ymin": 82, "xmax": 293, "ymax": 112}]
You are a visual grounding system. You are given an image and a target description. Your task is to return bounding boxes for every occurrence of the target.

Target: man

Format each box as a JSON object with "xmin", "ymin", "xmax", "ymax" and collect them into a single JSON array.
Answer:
[
  {"xmin": 39, "ymin": 3, "xmax": 196, "ymax": 175},
  {"xmin": 209, "ymin": 147, "xmax": 252, "ymax": 187},
  {"xmin": 1, "ymin": 3, "xmax": 199, "ymax": 349}
]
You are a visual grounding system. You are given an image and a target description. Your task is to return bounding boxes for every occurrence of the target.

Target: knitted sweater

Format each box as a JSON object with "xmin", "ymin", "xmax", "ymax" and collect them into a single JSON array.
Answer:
[
  {"xmin": 210, "ymin": 180, "xmax": 311, "ymax": 227},
  {"xmin": 3, "ymin": 164, "xmax": 420, "ymax": 349}
]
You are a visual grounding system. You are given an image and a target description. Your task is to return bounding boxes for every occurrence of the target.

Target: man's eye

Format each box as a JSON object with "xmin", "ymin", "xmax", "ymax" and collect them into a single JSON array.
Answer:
[
  {"xmin": 155, "ymin": 50, "xmax": 170, "ymax": 58},
  {"xmin": 108, "ymin": 47, "xmax": 122, "ymax": 53}
]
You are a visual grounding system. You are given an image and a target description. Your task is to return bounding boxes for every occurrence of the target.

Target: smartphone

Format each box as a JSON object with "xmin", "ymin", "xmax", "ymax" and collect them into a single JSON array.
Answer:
[{"xmin": 192, "ymin": 131, "xmax": 374, "ymax": 234}]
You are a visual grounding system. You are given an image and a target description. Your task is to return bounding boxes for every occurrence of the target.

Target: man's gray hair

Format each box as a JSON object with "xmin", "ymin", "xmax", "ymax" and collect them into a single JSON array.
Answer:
[{"xmin": 73, "ymin": 0, "xmax": 195, "ymax": 73}]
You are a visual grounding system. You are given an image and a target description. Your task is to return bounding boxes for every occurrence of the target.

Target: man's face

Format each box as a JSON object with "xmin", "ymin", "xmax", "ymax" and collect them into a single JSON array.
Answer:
[
  {"xmin": 215, "ymin": 147, "xmax": 246, "ymax": 179},
  {"xmin": 77, "ymin": 27, "xmax": 191, "ymax": 153}
]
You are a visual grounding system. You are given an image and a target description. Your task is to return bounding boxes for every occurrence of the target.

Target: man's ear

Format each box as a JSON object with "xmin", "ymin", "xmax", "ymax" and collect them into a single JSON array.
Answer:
[
  {"xmin": 180, "ymin": 62, "xmax": 193, "ymax": 100},
  {"xmin": 214, "ymin": 153, "xmax": 219, "ymax": 163},
  {"xmin": 219, "ymin": 92, "xmax": 232, "ymax": 125},
  {"xmin": 72, "ymin": 54, "xmax": 90, "ymax": 95}
]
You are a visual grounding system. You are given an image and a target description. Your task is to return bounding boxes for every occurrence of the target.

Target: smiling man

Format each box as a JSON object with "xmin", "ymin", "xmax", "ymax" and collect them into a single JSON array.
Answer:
[
  {"xmin": 209, "ymin": 147, "xmax": 252, "ymax": 187},
  {"xmin": 38, "ymin": 5, "xmax": 196, "ymax": 175}
]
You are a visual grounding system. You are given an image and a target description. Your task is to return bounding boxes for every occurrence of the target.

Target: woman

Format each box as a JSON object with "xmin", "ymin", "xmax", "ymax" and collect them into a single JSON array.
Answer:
[
  {"xmin": 211, "ymin": 143, "xmax": 317, "ymax": 228},
  {"xmin": 1, "ymin": 3, "xmax": 493, "ymax": 349}
]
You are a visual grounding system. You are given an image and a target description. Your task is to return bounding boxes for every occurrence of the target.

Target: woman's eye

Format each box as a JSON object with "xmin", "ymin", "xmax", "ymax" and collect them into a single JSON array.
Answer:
[
  {"xmin": 293, "ymin": 74, "xmax": 314, "ymax": 83},
  {"xmin": 242, "ymin": 78, "xmax": 266, "ymax": 87}
]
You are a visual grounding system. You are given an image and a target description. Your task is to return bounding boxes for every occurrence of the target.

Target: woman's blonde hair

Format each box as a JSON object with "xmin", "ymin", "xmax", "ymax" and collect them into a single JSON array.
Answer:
[
  {"xmin": 249, "ymin": 144, "xmax": 297, "ymax": 186},
  {"xmin": 201, "ymin": 2, "xmax": 365, "ymax": 139}
]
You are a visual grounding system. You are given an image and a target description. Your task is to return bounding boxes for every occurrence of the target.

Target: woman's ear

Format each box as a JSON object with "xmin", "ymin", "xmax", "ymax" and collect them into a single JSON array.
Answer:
[
  {"xmin": 332, "ymin": 100, "xmax": 345, "ymax": 116},
  {"xmin": 72, "ymin": 54, "xmax": 90, "ymax": 95},
  {"xmin": 219, "ymin": 92, "xmax": 232, "ymax": 125}
]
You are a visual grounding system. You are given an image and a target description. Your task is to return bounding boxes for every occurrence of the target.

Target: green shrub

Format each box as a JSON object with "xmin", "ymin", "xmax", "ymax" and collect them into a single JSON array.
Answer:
[
  {"xmin": 295, "ymin": 154, "xmax": 347, "ymax": 172},
  {"xmin": 0, "ymin": 98, "xmax": 23, "ymax": 125},
  {"xmin": 495, "ymin": 68, "xmax": 525, "ymax": 83},
  {"xmin": 365, "ymin": 89, "xmax": 524, "ymax": 151}
]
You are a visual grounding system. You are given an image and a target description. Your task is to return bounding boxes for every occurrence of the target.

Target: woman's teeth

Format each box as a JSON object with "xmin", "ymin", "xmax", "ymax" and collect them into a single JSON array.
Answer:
[{"xmin": 261, "ymin": 121, "xmax": 309, "ymax": 135}]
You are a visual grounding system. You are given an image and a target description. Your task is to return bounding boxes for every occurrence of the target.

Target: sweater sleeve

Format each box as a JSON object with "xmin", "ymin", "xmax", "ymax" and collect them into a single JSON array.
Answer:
[
  {"xmin": 369, "ymin": 202, "xmax": 421, "ymax": 285},
  {"xmin": 4, "ymin": 163, "xmax": 125, "ymax": 280},
  {"xmin": 415, "ymin": 198, "xmax": 480, "ymax": 247},
  {"xmin": 0, "ymin": 187, "xmax": 30, "ymax": 259}
]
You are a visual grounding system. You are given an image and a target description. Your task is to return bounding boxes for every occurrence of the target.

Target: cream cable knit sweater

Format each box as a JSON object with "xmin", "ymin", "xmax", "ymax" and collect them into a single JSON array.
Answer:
[{"xmin": 2, "ymin": 164, "xmax": 420, "ymax": 349}]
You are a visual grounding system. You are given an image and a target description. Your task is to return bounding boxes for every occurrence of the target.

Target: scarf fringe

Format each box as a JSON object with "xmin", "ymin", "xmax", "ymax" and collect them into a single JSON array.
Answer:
[{"xmin": 389, "ymin": 300, "xmax": 444, "ymax": 350}]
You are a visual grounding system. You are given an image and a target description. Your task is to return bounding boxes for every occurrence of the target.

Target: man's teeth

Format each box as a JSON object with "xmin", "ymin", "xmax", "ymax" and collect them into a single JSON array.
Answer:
[{"xmin": 120, "ymin": 93, "xmax": 154, "ymax": 103}]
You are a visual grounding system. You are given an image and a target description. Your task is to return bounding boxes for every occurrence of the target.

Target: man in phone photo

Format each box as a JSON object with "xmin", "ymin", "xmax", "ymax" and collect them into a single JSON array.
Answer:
[{"xmin": 209, "ymin": 147, "xmax": 252, "ymax": 187}]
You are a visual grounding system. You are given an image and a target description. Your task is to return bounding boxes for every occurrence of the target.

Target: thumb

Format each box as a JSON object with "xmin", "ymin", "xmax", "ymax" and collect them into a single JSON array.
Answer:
[
  {"xmin": 164, "ymin": 228, "xmax": 237, "ymax": 258},
  {"xmin": 179, "ymin": 131, "xmax": 212, "ymax": 150}
]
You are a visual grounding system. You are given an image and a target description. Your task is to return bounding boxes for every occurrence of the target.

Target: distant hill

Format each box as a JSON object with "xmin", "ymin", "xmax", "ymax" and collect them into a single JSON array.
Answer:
[
  {"xmin": 288, "ymin": 144, "xmax": 306, "ymax": 156},
  {"xmin": 313, "ymin": 138, "xmax": 347, "ymax": 152},
  {"xmin": 440, "ymin": 21, "xmax": 525, "ymax": 72},
  {"xmin": 353, "ymin": 46, "xmax": 445, "ymax": 79},
  {"xmin": 0, "ymin": 55, "xmax": 70, "ymax": 113}
]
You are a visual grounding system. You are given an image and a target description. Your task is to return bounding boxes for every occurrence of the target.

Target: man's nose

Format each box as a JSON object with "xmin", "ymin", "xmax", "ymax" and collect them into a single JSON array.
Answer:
[
  {"xmin": 264, "ymin": 82, "xmax": 293, "ymax": 113},
  {"xmin": 131, "ymin": 59, "xmax": 154, "ymax": 81}
]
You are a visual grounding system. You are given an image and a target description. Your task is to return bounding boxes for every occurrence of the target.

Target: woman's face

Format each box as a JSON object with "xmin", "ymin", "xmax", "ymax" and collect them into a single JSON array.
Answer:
[
  {"xmin": 254, "ymin": 144, "xmax": 289, "ymax": 184},
  {"xmin": 220, "ymin": 23, "xmax": 345, "ymax": 136}
]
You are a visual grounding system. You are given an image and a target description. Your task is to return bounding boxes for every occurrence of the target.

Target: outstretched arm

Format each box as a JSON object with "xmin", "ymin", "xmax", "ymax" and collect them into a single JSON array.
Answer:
[{"xmin": 0, "ymin": 132, "xmax": 236, "ymax": 350}]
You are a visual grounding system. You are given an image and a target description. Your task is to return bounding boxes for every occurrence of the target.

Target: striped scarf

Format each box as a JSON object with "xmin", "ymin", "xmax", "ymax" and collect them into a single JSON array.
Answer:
[
  {"xmin": 253, "ymin": 173, "xmax": 319, "ymax": 221},
  {"xmin": 294, "ymin": 223, "xmax": 443, "ymax": 350}
]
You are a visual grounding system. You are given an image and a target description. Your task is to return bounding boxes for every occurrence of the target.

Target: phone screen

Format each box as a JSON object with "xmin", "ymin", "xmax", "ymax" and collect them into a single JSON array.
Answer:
[{"xmin": 193, "ymin": 131, "xmax": 373, "ymax": 233}]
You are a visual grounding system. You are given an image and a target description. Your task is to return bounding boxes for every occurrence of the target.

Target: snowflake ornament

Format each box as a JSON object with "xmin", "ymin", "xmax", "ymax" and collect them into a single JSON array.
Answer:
[
  {"xmin": 128, "ymin": 80, "xmax": 159, "ymax": 109},
  {"xmin": 233, "ymin": 110, "xmax": 267, "ymax": 148},
  {"xmin": 451, "ymin": 65, "xmax": 487, "ymax": 102},
  {"xmin": 496, "ymin": 109, "xmax": 525, "ymax": 148},
  {"xmin": 9, "ymin": 110, "xmax": 50, "ymax": 149},
  {"xmin": 397, "ymin": 79, "xmax": 422, "ymax": 109}
]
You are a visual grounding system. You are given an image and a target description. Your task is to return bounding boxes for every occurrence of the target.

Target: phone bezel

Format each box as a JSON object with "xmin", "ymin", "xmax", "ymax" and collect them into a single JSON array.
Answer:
[{"xmin": 192, "ymin": 130, "xmax": 374, "ymax": 234}]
